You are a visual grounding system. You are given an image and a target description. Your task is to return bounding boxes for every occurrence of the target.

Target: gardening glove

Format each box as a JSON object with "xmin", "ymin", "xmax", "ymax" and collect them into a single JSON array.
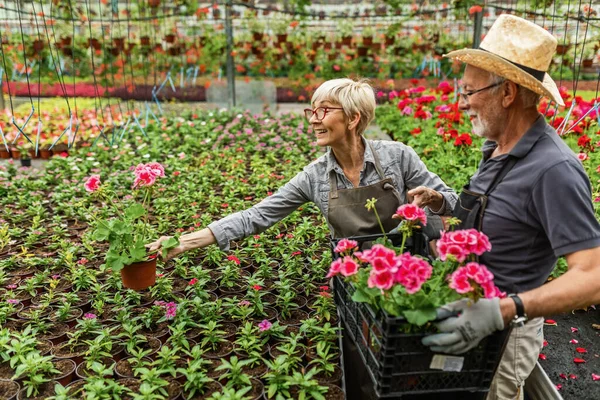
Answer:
[{"xmin": 421, "ymin": 297, "xmax": 505, "ymax": 355}]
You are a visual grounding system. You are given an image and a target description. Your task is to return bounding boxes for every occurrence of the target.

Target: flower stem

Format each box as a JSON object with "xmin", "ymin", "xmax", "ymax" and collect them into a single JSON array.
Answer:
[{"xmin": 372, "ymin": 206, "xmax": 387, "ymax": 240}]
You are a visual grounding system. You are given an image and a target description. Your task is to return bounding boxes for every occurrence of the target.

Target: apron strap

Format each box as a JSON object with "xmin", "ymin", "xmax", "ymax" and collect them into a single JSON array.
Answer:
[
  {"xmin": 329, "ymin": 170, "xmax": 339, "ymax": 199},
  {"xmin": 366, "ymin": 139, "xmax": 386, "ymax": 180},
  {"xmin": 485, "ymin": 155, "xmax": 518, "ymax": 195}
]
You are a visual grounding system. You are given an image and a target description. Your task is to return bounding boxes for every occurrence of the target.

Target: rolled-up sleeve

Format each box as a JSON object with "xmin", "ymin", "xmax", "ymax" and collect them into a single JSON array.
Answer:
[
  {"xmin": 208, "ymin": 171, "xmax": 313, "ymax": 250},
  {"xmin": 402, "ymin": 146, "xmax": 457, "ymax": 215}
]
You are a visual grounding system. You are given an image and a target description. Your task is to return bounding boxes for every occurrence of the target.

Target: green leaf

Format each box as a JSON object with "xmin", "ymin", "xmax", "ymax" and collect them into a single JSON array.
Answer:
[
  {"xmin": 160, "ymin": 237, "xmax": 179, "ymax": 259},
  {"xmin": 92, "ymin": 224, "xmax": 110, "ymax": 241},
  {"xmin": 129, "ymin": 241, "xmax": 147, "ymax": 262},
  {"xmin": 106, "ymin": 251, "xmax": 126, "ymax": 272},
  {"xmin": 403, "ymin": 308, "xmax": 437, "ymax": 326},
  {"xmin": 125, "ymin": 203, "xmax": 146, "ymax": 220},
  {"xmin": 351, "ymin": 288, "xmax": 371, "ymax": 303},
  {"xmin": 111, "ymin": 220, "xmax": 129, "ymax": 235}
]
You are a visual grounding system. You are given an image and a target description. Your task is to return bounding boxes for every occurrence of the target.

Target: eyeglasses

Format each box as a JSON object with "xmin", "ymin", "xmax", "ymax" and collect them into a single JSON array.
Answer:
[
  {"xmin": 303, "ymin": 107, "xmax": 344, "ymax": 121},
  {"xmin": 458, "ymin": 81, "xmax": 505, "ymax": 102}
]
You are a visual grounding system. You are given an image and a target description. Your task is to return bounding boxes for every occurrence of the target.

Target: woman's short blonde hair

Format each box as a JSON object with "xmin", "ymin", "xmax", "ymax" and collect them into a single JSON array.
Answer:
[{"xmin": 311, "ymin": 78, "xmax": 376, "ymax": 136}]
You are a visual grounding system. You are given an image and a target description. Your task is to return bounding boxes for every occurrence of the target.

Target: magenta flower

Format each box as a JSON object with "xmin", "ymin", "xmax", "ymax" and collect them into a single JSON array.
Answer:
[
  {"xmin": 84, "ymin": 174, "xmax": 101, "ymax": 192},
  {"xmin": 7, "ymin": 299, "xmax": 19, "ymax": 304},
  {"xmin": 393, "ymin": 204, "xmax": 427, "ymax": 226},
  {"xmin": 238, "ymin": 300, "xmax": 250, "ymax": 307},
  {"xmin": 188, "ymin": 278, "xmax": 198, "ymax": 286},
  {"xmin": 6, "ymin": 284, "xmax": 17, "ymax": 289},
  {"xmin": 84, "ymin": 313, "xmax": 97, "ymax": 319},
  {"xmin": 51, "ymin": 274, "xmax": 61, "ymax": 280},
  {"xmin": 334, "ymin": 239, "xmax": 358, "ymax": 255},
  {"xmin": 258, "ymin": 320, "xmax": 272, "ymax": 331}
]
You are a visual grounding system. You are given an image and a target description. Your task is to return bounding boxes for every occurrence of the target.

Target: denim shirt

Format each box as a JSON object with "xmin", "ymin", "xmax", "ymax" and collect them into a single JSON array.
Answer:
[{"xmin": 209, "ymin": 138, "xmax": 458, "ymax": 250}]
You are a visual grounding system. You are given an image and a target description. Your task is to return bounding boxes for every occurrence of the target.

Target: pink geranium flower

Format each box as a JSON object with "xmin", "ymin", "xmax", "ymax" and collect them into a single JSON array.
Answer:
[
  {"xmin": 393, "ymin": 204, "xmax": 427, "ymax": 226},
  {"xmin": 326, "ymin": 258, "xmax": 343, "ymax": 278},
  {"xmin": 339, "ymin": 256, "xmax": 359, "ymax": 277},
  {"xmin": 84, "ymin": 174, "xmax": 101, "ymax": 192},
  {"xmin": 334, "ymin": 239, "xmax": 358, "ymax": 255},
  {"xmin": 368, "ymin": 269, "xmax": 395, "ymax": 290}
]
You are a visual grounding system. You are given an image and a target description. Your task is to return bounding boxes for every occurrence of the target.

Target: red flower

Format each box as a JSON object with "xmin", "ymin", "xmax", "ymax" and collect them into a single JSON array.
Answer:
[
  {"xmin": 189, "ymin": 278, "xmax": 198, "ymax": 285},
  {"xmin": 469, "ymin": 5, "xmax": 483, "ymax": 14},
  {"xmin": 410, "ymin": 127, "xmax": 422, "ymax": 136},
  {"xmin": 578, "ymin": 134, "xmax": 592, "ymax": 148},
  {"xmin": 576, "ymin": 347, "xmax": 587, "ymax": 353},
  {"xmin": 571, "ymin": 327, "xmax": 579, "ymax": 333},
  {"xmin": 319, "ymin": 286, "xmax": 330, "ymax": 291},
  {"xmin": 291, "ymin": 251, "xmax": 302, "ymax": 256},
  {"xmin": 545, "ymin": 319, "xmax": 557, "ymax": 325},
  {"xmin": 574, "ymin": 358, "xmax": 586, "ymax": 363},
  {"xmin": 454, "ymin": 133, "xmax": 472, "ymax": 147},
  {"xmin": 227, "ymin": 255, "xmax": 240, "ymax": 265},
  {"xmin": 252, "ymin": 285, "xmax": 262, "ymax": 291},
  {"xmin": 538, "ymin": 353, "xmax": 547, "ymax": 360}
]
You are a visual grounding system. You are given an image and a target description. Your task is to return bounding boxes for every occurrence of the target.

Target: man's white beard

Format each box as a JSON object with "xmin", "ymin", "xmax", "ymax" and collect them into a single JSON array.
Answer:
[{"xmin": 470, "ymin": 115, "xmax": 487, "ymax": 138}]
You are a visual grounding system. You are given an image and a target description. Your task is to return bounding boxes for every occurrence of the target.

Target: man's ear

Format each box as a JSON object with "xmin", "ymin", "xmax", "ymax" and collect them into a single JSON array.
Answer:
[{"xmin": 502, "ymin": 81, "xmax": 519, "ymax": 108}]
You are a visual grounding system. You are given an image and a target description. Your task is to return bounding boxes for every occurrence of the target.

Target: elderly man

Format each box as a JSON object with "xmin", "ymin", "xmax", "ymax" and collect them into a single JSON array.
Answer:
[{"xmin": 422, "ymin": 15, "xmax": 600, "ymax": 400}]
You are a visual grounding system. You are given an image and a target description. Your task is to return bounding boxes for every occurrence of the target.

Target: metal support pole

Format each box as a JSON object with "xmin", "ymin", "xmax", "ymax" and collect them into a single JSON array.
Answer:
[
  {"xmin": 225, "ymin": 0, "xmax": 236, "ymax": 108},
  {"xmin": 472, "ymin": 11, "xmax": 483, "ymax": 48}
]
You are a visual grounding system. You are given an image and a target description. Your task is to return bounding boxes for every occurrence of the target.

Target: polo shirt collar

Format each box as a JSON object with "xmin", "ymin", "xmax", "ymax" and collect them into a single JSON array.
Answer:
[
  {"xmin": 325, "ymin": 136, "xmax": 375, "ymax": 173},
  {"xmin": 481, "ymin": 115, "xmax": 548, "ymax": 160}
]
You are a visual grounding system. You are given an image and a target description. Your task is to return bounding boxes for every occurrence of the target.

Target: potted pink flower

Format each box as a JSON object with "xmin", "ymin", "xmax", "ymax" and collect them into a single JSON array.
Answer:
[
  {"xmin": 329, "ymin": 203, "xmax": 504, "ymax": 326},
  {"xmin": 84, "ymin": 162, "xmax": 179, "ymax": 290}
]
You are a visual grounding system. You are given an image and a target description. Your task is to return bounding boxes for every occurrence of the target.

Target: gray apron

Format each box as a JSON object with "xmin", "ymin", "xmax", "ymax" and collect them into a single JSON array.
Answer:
[{"xmin": 328, "ymin": 141, "xmax": 402, "ymax": 239}]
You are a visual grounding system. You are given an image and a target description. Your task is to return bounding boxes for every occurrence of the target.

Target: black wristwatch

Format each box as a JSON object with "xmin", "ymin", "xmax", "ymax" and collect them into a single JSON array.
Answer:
[{"xmin": 508, "ymin": 294, "xmax": 528, "ymax": 327}]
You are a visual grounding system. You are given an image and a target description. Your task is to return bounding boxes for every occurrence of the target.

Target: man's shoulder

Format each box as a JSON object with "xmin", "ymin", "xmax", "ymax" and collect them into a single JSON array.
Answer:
[{"xmin": 527, "ymin": 127, "xmax": 581, "ymax": 173}]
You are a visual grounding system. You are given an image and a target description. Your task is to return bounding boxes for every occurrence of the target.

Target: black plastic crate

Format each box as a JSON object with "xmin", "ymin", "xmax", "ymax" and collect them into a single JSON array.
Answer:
[
  {"xmin": 331, "ymin": 234, "xmax": 510, "ymax": 398},
  {"xmin": 334, "ymin": 275, "xmax": 510, "ymax": 398}
]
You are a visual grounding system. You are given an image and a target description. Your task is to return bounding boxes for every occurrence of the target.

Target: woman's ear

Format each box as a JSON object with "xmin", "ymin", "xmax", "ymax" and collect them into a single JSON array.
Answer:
[{"xmin": 348, "ymin": 113, "xmax": 361, "ymax": 131}]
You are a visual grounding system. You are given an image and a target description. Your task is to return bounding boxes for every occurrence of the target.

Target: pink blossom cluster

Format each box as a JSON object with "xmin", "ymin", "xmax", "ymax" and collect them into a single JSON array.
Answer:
[
  {"xmin": 326, "ymin": 256, "xmax": 359, "ymax": 278},
  {"xmin": 133, "ymin": 162, "xmax": 165, "ymax": 188},
  {"xmin": 84, "ymin": 174, "xmax": 101, "ymax": 192},
  {"xmin": 154, "ymin": 301, "xmax": 177, "ymax": 319},
  {"xmin": 449, "ymin": 262, "xmax": 506, "ymax": 299},
  {"xmin": 334, "ymin": 239, "xmax": 358, "ymax": 255},
  {"xmin": 362, "ymin": 245, "xmax": 432, "ymax": 293},
  {"xmin": 436, "ymin": 229, "xmax": 492, "ymax": 263},
  {"xmin": 392, "ymin": 204, "xmax": 427, "ymax": 226}
]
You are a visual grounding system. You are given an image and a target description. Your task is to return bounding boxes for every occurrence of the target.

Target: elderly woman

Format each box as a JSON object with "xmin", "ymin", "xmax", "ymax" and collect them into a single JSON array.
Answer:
[{"xmin": 149, "ymin": 78, "xmax": 457, "ymax": 257}]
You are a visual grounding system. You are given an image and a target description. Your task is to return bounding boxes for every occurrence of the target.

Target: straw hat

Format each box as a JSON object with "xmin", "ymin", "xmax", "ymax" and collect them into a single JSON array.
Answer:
[{"xmin": 445, "ymin": 14, "xmax": 564, "ymax": 106}]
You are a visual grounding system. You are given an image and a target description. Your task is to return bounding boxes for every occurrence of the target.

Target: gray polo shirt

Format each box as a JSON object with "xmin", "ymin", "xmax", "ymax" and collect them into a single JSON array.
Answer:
[{"xmin": 470, "ymin": 116, "xmax": 600, "ymax": 293}]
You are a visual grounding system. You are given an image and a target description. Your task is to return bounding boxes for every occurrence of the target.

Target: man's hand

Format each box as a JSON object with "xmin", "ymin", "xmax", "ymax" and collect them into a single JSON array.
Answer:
[
  {"xmin": 146, "ymin": 236, "xmax": 186, "ymax": 261},
  {"xmin": 407, "ymin": 186, "xmax": 444, "ymax": 212},
  {"xmin": 421, "ymin": 298, "xmax": 505, "ymax": 354}
]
